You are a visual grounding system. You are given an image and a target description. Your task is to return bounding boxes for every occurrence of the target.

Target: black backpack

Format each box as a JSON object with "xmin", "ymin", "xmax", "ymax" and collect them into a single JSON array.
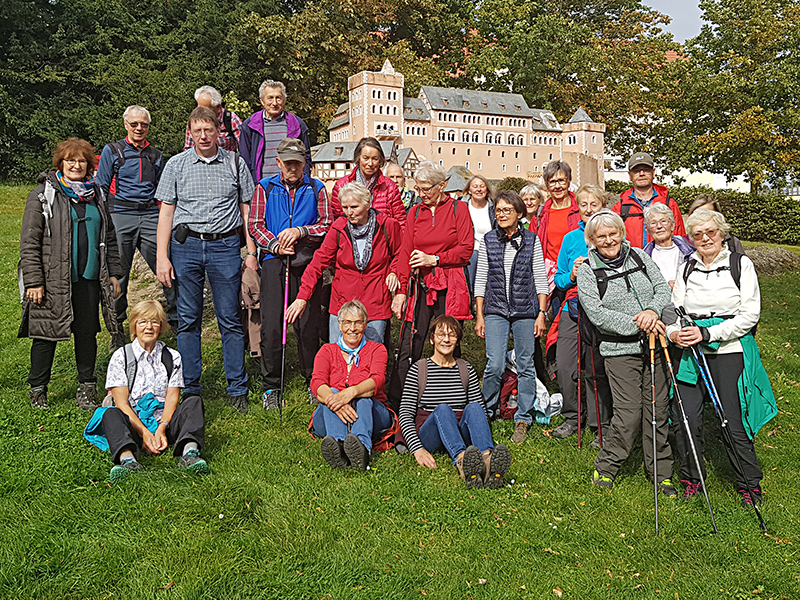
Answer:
[
  {"xmin": 681, "ymin": 251, "xmax": 743, "ymax": 289},
  {"xmin": 108, "ymin": 140, "xmax": 162, "ymax": 177},
  {"xmin": 221, "ymin": 109, "xmax": 238, "ymax": 151},
  {"xmin": 123, "ymin": 343, "xmax": 174, "ymax": 391}
]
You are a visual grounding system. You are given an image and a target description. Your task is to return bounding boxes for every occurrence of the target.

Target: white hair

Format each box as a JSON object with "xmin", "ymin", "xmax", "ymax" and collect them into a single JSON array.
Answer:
[
  {"xmin": 584, "ymin": 209, "xmax": 626, "ymax": 248},
  {"xmin": 338, "ymin": 299, "xmax": 368, "ymax": 322},
  {"xmin": 194, "ymin": 86, "xmax": 222, "ymax": 106},
  {"xmin": 123, "ymin": 105, "xmax": 151, "ymax": 123},
  {"xmin": 259, "ymin": 80, "xmax": 287, "ymax": 101},
  {"xmin": 644, "ymin": 202, "xmax": 675, "ymax": 226},
  {"xmin": 338, "ymin": 182, "xmax": 372, "ymax": 208},
  {"xmin": 414, "ymin": 160, "xmax": 448, "ymax": 186},
  {"xmin": 685, "ymin": 208, "xmax": 731, "ymax": 238}
]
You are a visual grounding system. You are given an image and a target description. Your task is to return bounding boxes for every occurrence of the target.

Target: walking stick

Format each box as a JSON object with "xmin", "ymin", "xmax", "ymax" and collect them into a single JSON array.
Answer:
[
  {"xmin": 408, "ymin": 270, "xmax": 422, "ymax": 368},
  {"xmin": 576, "ymin": 313, "xmax": 582, "ymax": 449},
  {"xmin": 589, "ymin": 346, "xmax": 603, "ymax": 448},
  {"xmin": 648, "ymin": 333, "xmax": 659, "ymax": 534},
  {"xmin": 676, "ymin": 308, "xmax": 767, "ymax": 532},
  {"xmin": 278, "ymin": 252, "xmax": 290, "ymax": 425},
  {"xmin": 658, "ymin": 334, "xmax": 718, "ymax": 533}
]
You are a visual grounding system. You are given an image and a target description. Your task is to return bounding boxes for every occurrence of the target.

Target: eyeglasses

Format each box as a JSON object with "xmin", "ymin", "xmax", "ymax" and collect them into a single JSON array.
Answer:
[
  {"xmin": 547, "ymin": 178, "xmax": 569, "ymax": 188},
  {"xmin": 414, "ymin": 183, "xmax": 441, "ymax": 195},
  {"xmin": 593, "ymin": 233, "xmax": 622, "ymax": 243},
  {"xmin": 692, "ymin": 228, "xmax": 719, "ymax": 241},
  {"xmin": 136, "ymin": 319, "xmax": 162, "ymax": 327},
  {"xmin": 434, "ymin": 331, "xmax": 457, "ymax": 340},
  {"xmin": 648, "ymin": 219, "xmax": 672, "ymax": 229},
  {"xmin": 494, "ymin": 207, "xmax": 517, "ymax": 216},
  {"xmin": 64, "ymin": 158, "xmax": 88, "ymax": 166},
  {"xmin": 126, "ymin": 121, "xmax": 150, "ymax": 129},
  {"xmin": 340, "ymin": 319, "xmax": 366, "ymax": 329}
]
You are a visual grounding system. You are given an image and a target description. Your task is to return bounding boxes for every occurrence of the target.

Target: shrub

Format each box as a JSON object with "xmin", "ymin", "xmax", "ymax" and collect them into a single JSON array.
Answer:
[{"xmin": 496, "ymin": 177, "xmax": 530, "ymax": 192}]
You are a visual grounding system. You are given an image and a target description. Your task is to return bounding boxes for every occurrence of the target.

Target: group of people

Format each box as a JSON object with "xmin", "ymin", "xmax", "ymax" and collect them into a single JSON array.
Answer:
[{"xmin": 18, "ymin": 84, "xmax": 776, "ymax": 501}]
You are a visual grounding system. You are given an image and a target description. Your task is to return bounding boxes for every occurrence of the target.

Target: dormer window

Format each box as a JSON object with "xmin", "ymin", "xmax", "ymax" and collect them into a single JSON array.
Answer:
[{"xmin": 442, "ymin": 99, "xmax": 449, "ymax": 106}]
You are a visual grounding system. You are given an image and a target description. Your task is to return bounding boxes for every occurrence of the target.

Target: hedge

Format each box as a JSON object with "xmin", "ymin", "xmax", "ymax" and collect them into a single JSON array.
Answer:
[{"xmin": 601, "ymin": 181, "xmax": 800, "ymax": 245}]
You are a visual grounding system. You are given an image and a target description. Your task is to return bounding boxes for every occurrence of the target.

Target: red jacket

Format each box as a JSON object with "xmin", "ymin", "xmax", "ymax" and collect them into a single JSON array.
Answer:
[
  {"xmin": 310, "ymin": 341, "xmax": 390, "ymax": 405},
  {"xmin": 537, "ymin": 192, "xmax": 581, "ymax": 261},
  {"xmin": 613, "ymin": 184, "xmax": 686, "ymax": 248},
  {"xmin": 398, "ymin": 195, "xmax": 473, "ymax": 321},
  {"xmin": 297, "ymin": 212, "xmax": 401, "ymax": 320},
  {"xmin": 331, "ymin": 168, "xmax": 407, "ymax": 229}
]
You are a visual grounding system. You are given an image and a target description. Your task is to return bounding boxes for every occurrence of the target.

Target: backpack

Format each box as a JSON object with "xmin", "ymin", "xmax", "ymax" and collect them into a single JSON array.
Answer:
[
  {"xmin": 682, "ymin": 251, "xmax": 743, "ymax": 290},
  {"xmin": 123, "ymin": 343, "xmax": 174, "ymax": 392},
  {"xmin": 221, "ymin": 109, "xmax": 238, "ymax": 151},
  {"xmin": 108, "ymin": 140, "xmax": 162, "ymax": 175},
  {"xmin": 571, "ymin": 249, "xmax": 652, "ymax": 347},
  {"xmin": 416, "ymin": 358, "xmax": 469, "ymax": 400}
]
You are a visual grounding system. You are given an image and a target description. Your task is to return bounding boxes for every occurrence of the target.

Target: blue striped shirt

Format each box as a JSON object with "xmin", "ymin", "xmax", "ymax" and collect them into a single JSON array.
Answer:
[{"xmin": 155, "ymin": 147, "xmax": 255, "ymax": 234}]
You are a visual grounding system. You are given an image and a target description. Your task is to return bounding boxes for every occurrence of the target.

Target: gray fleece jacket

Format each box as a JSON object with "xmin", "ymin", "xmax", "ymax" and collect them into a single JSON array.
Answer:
[{"xmin": 576, "ymin": 241, "xmax": 671, "ymax": 357}]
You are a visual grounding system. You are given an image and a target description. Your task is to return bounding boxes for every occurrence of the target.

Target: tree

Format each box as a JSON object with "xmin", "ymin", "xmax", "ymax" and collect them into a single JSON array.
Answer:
[
  {"xmin": 662, "ymin": 0, "xmax": 800, "ymax": 192},
  {"xmin": 464, "ymin": 0, "xmax": 688, "ymax": 158}
]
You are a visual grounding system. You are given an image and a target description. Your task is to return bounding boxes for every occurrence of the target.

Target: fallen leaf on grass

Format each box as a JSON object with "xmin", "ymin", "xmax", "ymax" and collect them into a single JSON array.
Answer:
[
  {"xmin": 296, "ymin": 570, "xmax": 304, "ymax": 575},
  {"xmin": 553, "ymin": 587, "xmax": 563, "ymax": 597},
  {"xmin": 421, "ymin": 590, "xmax": 427, "ymax": 596},
  {"xmin": 542, "ymin": 548, "xmax": 560, "ymax": 555},
  {"xmin": 158, "ymin": 582, "xmax": 174, "ymax": 590},
  {"xmin": 478, "ymin": 579, "xmax": 487, "ymax": 585}
]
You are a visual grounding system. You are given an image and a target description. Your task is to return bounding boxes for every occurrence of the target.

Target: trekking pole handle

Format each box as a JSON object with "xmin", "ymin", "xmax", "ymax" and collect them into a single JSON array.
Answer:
[{"xmin": 649, "ymin": 332, "xmax": 655, "ymax": 350}]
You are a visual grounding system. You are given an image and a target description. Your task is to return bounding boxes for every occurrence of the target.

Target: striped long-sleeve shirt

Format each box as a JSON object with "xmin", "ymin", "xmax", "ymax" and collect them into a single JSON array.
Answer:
[
  {"xmin": 399, "ymin": 358, "xmax": 485, "ymax": 454},
  {"xmin": 474, "ymin": 234, "xmax": 548, "ymax": 300}
]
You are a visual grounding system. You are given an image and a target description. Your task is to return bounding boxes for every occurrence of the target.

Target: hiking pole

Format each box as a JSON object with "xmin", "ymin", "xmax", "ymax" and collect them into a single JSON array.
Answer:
[
  {"xmin": 278, "ymin": 251, "xmax": 291, "ymax": 425},
  {"xmin": 576, "ymin": 313, "xmax": 582, "ymax": 449},
  {"xmin": 658, "ymin": 333, "xmax": 718, "ymax": 533},
  {"xmin": 408, "ymin": 270, "xmax": 422, "ymax": 368},
  {"xmin": 648, "ymin": 332, "xmax": 659, "ymax": 535},
  {"xmin": 676, "ymin": 308, "xmax": 767, "ymax": 532},
  {"xmin": 589, "ymin": 346, "xmax": 603, "ymax": 449}
]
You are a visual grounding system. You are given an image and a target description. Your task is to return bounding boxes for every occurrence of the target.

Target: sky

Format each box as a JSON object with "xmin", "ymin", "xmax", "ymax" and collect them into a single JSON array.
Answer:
[{"xmin": 644, "ymin": 0, "xmax": 704, "ymax": 43}]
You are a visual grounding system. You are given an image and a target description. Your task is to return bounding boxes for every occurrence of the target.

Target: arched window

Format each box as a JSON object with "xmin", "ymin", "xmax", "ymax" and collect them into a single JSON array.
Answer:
[
  {"xmin": 371, "ymin": 105, "xmax": 376, "ymax": 114},
  {"xmin": 462, "ymin": 131, "xmax": 470, "ymax": 142},
  {"xmin": 485, "ymin": 133, "xmax": 493, "ymax": 144},
  {"xmin": 509, "ymin": 136, "xmax": 515, "ymax": 146},
  {"xmin": 438, "ymin": 130, "xmax": 446, "ymax": 141},
  {"xmin": 448, "ymin": 130, "xmax": 456, "ymax": 142},
  {"xmin": 378, "ymin": 105, "xmax": 383, "ymax": 115},
  {"xmin": 518, "ymin": 135, "xmax": 524, "ymax": 145},
  {"xmin": 472, "ymin": 132, "xmax": 479, "ymax": 143}
]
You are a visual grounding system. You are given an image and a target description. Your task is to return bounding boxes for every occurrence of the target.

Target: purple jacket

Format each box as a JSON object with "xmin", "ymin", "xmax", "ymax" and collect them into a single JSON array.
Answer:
[
  {"xmin": 240, "ymin": 109, "xmax": 312, "ymax": 183},
  {"xmin": 643, "ymin": 235, "xmax": 694, "ymax": 259}
]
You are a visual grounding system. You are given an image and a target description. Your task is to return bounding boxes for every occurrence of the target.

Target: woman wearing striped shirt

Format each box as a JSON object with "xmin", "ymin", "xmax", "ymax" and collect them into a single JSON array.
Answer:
[
  {"xmin": 475, "ymin": 191, "xmax": 548, "ymax": 444},
  {"xmin": 399, "ymin": 315, "xmax": 511, "ymax": 489}
]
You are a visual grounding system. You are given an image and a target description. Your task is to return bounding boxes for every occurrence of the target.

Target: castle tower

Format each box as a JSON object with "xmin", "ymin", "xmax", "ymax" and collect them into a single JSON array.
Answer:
[
  {"xmin": 347, "ymin": 59, "xmax": 404, "ymax": 142},
  {"xmin": 562, "ymin": 108, "xmax": 606, "ymax": 185}
]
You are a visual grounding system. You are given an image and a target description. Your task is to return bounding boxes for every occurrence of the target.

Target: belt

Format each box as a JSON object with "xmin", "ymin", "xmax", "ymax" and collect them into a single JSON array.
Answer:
[
  {"xmin": 186, "ymin": 227, "xmax": 240, "ymax": 241},
  {"xmin": 111, "ymin": 198, "xmax": 156, "ymax": 210}
]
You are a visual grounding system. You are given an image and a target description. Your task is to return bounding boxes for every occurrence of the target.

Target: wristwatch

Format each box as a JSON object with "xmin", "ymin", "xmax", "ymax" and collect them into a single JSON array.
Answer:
[{"xmin": 433, "ymin": 255, "xmax": 440, "ymax": 266}]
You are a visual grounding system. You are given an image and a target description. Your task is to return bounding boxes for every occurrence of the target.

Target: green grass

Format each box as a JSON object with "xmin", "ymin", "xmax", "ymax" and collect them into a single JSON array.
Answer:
[{"xmin": 1, "ymin": 184, "xmax": 800, "ymax": 599}]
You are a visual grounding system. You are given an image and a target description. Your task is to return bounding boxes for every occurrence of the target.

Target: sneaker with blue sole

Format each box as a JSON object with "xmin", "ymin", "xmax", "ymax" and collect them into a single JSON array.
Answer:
[
  {"xmin": 110, "ymin": 458, "xmax": 142, "ymax": 484},
  {"xmin": 178, "ymin": 449, "xmax": 210, "ymax": 475}
]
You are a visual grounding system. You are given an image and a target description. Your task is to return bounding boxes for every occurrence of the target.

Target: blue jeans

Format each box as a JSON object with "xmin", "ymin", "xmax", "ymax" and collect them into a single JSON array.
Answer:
[
  {"xmin": 171, "ymin": 234, "xmax": 248, "ymax": 397},
  {"xmin": 328, "ymin": 314, "xmax": 387, "ymax": 344},
  {"xmin": 418, "ymin": 402, "xmax": 494, "ymax": 465},
  {"xmin": 482, "ymin": 315, "xmax": 537, "ymax": 425},
  {"xmin": 467, "ymin": 249, "xmax": 479, "ymax": 294},
  {"xmin": 311, "ymin": 397, "xmax": 393, "ymax": 451}
]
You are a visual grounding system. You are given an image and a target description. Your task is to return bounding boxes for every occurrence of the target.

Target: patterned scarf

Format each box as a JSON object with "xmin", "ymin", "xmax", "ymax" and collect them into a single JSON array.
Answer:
[
  {"xmin": 596, "ymin": 240, "xmax": 629, "ymax": 269},
  {"xmin": 498, "ymin": 223, "xmax": 524, "ymax": 250},
  {"xmin": 337, "ymin": 332, "xmax": 366, "ymax": 366},
  {"xmin": 355, "ymin": 168, "xmax": 380, "ymax": 193},
  {"xmin": 56, "ymin": 171, "xmax": 96, "ymax": 203},
  {"xmin": 348, "ymin": 208, "xmax": 378, "ymax": 271}
]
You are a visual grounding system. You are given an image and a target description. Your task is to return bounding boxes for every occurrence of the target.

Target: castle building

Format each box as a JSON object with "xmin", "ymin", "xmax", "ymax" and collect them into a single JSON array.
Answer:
[{"xmin": 312, "ymin": 60, "xmax": 605, "ymax": 188}]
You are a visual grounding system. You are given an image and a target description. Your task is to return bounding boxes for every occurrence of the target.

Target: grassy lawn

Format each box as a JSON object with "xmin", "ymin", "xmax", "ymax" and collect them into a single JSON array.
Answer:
[{"xmin": 1, "ymin": 184, "xmax": 799, "ymax": 599}]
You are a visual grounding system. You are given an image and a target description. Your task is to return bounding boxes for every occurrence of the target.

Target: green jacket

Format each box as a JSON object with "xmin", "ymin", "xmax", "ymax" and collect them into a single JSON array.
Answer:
[{"xmin": 677, "ymin": 317, "xmax": 777, "ymax": 439}]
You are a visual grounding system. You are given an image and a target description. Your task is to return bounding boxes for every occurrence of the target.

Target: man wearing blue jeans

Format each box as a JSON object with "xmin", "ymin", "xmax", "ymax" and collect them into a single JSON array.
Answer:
[{"xmin": 155, "ymin": 106, "xmax": 258, "ymax": 413}]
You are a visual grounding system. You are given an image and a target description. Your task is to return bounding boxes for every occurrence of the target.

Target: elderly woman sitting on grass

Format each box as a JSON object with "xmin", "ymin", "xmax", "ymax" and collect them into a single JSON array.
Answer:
[
  {"xmin": 309, "ymin": 300, "xmax": 398, "ymax": 471},
  {"xmin": 399, "ymin": 315, "xmax": 511, "ymax": 489},
  {"xmin": 84, "ymin": 300, "xmax": 208, "ymax": 482}
]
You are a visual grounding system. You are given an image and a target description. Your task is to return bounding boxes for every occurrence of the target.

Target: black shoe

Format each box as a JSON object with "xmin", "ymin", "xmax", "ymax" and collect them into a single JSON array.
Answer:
[
  {"xmin": 739, "ymin": 487, "xmax": 763, "ymax": 506},
  {"xmin": 552, "ymin": 422, "xmax": 577, "ymax": 439},
  {"xmin": 229, "ymin": 394, "xmax": 249, "ymax": 414},
  {"xmin": 178, "ymin": 449, "xmax": 210, "ymax": 475},
  {"xmin": 484, "ymin": 444, "xmax": 511, "ymax": 489},
  {"xmin": 321, "ymin": 436, "xmax": 349, "ymax": 469},
  {"xmin": 29, "ymin": 386, "xmax": 49, "ymax": 409},
  {"xmin": 262, "ymin": 389, "xmax": 281, "ymax": 410},
  {"xmin": 76, "ymin": 382, "xmax": 98, "ymax": 410},
  {"xmin": 457, "ymin": 445, "xmax": 484, "ymax": 489},
  {"xmin": 343, "ymin": 433, "xmax": 369, "ymax": 471}
]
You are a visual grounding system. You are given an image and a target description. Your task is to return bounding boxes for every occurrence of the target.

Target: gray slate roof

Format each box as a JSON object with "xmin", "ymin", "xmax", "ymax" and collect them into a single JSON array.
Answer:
[
  {"xmin": 420, "ymin": 86, "xmax": 533, "ymax": 117},
  {"xmin": 403, "ymin": 97, "xmax": 430, "ymax": 121},
  {"xmin": 530, "ymin": 109, "xmax": 562, "ymax": 132},
  {"xmin": 396, "ymin": 147, "xmax": 416, "ymax": 167},
  {"xmin": 443, "ymin": 165, "xmax": 473, "ymax": 194},
  {"xmin": 328, "ymin": 103, "xmax": 350, "ymax": 130},
  {"xmin": 568, "ymin": 108, "xmax": 593, "ymax": 124},
  {"xmin": 311, "ymin": 140, "xmax": 396, "ymax": 164}
]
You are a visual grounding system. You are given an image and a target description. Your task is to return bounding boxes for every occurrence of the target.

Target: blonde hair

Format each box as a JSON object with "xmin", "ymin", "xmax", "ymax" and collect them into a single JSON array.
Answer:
[
  {"xmin": 338, "ymin": 182, "xmax": 372, "ymax": 208},
  {"xmin": 685, "ymin": 208, "xmax": 731, "ymax": 239},
  {"xmin": 128, "ymin": 300, "xmax": 168, "ymax": 341}
]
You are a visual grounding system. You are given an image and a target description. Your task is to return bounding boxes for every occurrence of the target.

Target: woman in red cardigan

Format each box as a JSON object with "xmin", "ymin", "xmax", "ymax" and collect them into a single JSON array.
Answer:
[
  {"xmin": 537, "ymin": 161, "xmax": 581, "ymax": 295},
  {"xmin": 388, "ymin": 161, "xmax": 474, "ymax": 412},
  {"xmin": 309, "ymin": 300, "xmax": 397, "ymax": 470},
  {"xmin": 330, "ymin": 137, "xmax": 406, "ymax": 229},
  {"xmin": 287, "ymin": 182, "xmax": 402, "ymax": 343}
]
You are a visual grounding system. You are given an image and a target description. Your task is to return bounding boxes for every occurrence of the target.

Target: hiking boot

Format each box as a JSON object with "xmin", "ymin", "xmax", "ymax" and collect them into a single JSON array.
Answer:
[
  {"xmin": 456, "ymin": 445, "xmax": 484, "ymax": 489},
  {"xmin": 307, "ymin": 386, "xmax": 318, "ymax": 405},
  {"xmin": 262, "ymin": 389, "xmax": 281, "ymax": 410},
  {"xmin": 29, "ymin": 386, "xmax": 49, "ymax": 409},
  {"xmin": 75, "ymin": 382, "xmax": 98, "ymax": 410},
  {"xmin": 321, "ymin": 436, "xmax": 348, "ymax": 469},
  {"xmin": 592, "ymin": 469, "xmax": 613, "ymax": 489},
  {"xmin": 681, "ymin": 480, "xmax": 702, "ymax": 499},
  {"xmin": 109, "ymin": 458, "xmax": 141, "ymax": 483},
  {"xmin": 178, "ymin": 449, "xmax": 210, "ymax": 475},
  {"xmin": 552, "ymin": 422, "xmax": 577, "ymax": 439},
  {"xmin": 483, "ymin": 445, "xmax": 511, "ymax": 489},
  {"xmin": 229, "ymin": 394, "xmax": 249, "ymax": 414},
  {"xmin": 510, "ymin": 421, "xmax": 528, "ymax": 444},
  {"xmin": 659, "ymin": 479, "xmax": 678, "ymax": 498},
  {"xmin": 739, "ymin": 487, "xmax": 763, "ymax": 506},
  {"xmin": 343, "ymin": 433, "xmax": 369, "ymax": 471},
  {"xmin": 109, "ymin": 331, "xmax": 127, "ymax": 353},
  {"xmin": 590, "ymin": 435, "xmax": 602, "ymax": 449}
]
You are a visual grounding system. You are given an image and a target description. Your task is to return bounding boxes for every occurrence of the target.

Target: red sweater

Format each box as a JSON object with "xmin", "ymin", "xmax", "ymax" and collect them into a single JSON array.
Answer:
[
  {"xmin": 537, "ymin": 192, "xmax": 581, "ymax": 262},
  {"xmin": 297, "ymin": 212, "xmax": 402, "ymax": 320},
  {"xmin": 613, "ymin": 184, "xmax": 686, "ymax": 248},
  {"xmin": 331, "ymin": 168, "xmax": 407, "ymax": 229},
  {"xmin": 397, "ymin": 195, "xmax": 473, "ymax": 320},
  {"xmin": 310, "ymin": 341, "xmax": 389, "ymax": 405}
]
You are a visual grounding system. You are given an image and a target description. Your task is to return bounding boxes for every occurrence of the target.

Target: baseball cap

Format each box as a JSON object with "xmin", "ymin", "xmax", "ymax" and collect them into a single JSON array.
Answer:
[
  {"xmin": 277, "ymin": 138, "xmax": 305, "ymax": 162},
  {"xmin": 628, "ymin": 152, "xmax": 654, "ymax": 170}
]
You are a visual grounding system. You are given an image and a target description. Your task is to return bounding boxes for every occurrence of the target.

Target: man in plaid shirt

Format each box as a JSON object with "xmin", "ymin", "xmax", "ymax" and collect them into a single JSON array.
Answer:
[
  {"xmin": 248, "ymin": 138, "xmax": 331, "ymax": 409},
  {"xmin": 182, "ymin": 86, "xmax": 242, "ymax": 152}
]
